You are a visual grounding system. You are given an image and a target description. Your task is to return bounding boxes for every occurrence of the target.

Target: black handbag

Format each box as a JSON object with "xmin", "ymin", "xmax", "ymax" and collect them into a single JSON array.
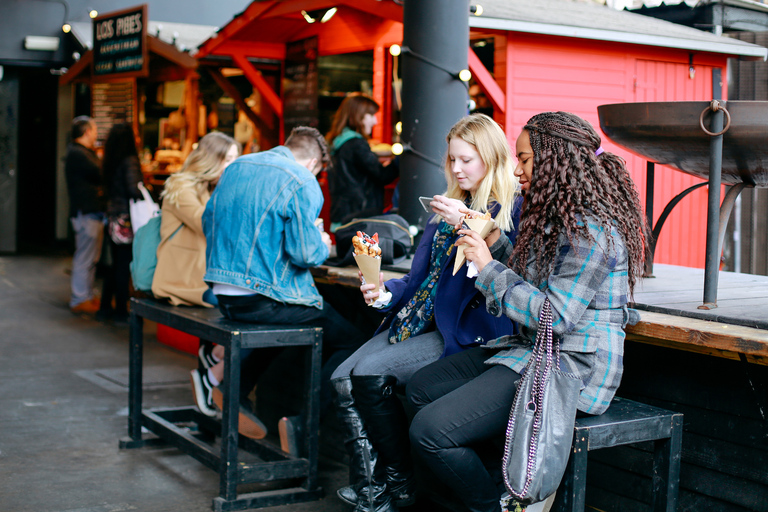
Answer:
[
  {"xmin": 330, "ymin": 214, "xmax": 413, "ymax": 266},
  {"xmin": 501, "ymin": 299, "xmax": 581, "ymax": 506}
]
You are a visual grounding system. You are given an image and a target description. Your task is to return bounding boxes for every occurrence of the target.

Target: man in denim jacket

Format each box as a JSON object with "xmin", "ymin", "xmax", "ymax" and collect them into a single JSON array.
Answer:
[{"xmin": 202, "ymin": 127, "xmax": 366, "ymax": 436}]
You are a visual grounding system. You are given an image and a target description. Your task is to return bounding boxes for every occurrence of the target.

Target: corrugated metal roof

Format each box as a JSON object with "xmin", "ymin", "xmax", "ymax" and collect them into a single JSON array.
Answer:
[
  {"xmin": 635, "ymin": 0, "xmax": 768, "ymax": 13},
  {"xmin": 470, "ymin": 0, "xmax": 768, "ymax": 60}
]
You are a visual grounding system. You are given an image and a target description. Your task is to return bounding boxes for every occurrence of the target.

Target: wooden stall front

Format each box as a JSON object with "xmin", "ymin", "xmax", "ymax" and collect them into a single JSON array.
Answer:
[{"xmin": 59, "ymin": 4, "xmax": 201, "ymax": 195}]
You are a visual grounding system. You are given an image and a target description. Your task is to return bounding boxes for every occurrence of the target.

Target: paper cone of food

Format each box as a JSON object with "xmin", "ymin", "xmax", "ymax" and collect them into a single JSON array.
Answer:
[
  {"xmin": 453, "ymin": 217, "xmax": 495, "ymax": 275},
  {"xmin": 351, "ymin": 231, "xmax": 382, "ymax": 289},
  {"xmin": 354, "ymin": 253, "xmax": 381, "ymax": 289}
]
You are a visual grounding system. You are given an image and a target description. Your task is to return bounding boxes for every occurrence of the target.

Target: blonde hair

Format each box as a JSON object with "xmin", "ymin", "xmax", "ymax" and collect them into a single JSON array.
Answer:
[
  {"xmin": 161, "ymin": 132, "xmax": 240, "ymax": 207},
  {"xmin": 440, "ymin": 114, "xmax": 519, "ymax": 232}
]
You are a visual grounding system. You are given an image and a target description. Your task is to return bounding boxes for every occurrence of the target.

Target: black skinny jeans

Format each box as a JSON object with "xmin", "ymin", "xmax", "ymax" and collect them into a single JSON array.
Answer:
[
  {"xmin": 100, "ymin": 239, "xmax": 133, "ymax": 317},
  {"xmin": 216, "ymin": 293, "xmax": 366, "ymax": 413},
  {"xmin": 406, "ymin": 347, "xmax": 521, "ymax": 512}
]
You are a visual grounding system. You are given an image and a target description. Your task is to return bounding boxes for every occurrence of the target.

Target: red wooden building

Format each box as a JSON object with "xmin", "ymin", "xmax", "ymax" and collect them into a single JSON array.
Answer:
[{"xmin": 194, "ymin": 0, "xmax": 766, "ymax": 269}]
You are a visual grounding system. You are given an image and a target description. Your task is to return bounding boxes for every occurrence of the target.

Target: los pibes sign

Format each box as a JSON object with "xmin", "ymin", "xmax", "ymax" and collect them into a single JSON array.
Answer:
[{"xmin": 92, "ymin": 5, "xmax": 148, "ymax": 78}]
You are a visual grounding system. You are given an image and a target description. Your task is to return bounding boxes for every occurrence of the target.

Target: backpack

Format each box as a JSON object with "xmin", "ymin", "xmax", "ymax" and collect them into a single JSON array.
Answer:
[
  {"xmin": 130, "ymin": 215, "xmax": 162, "ymax": 293},
  {"xmin": 129, "ymin": 215, "xmax": 182, "ymax": 293},
  {"xmin": 331, "ymin": 214, "xmax": 414, "ymax": 267}
]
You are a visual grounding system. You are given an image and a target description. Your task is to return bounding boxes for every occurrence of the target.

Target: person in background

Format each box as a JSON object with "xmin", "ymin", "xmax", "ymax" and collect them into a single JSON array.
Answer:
[
  {"xmin": 149, "ymin": 132, "xmax": 240, "ymax": 418},
  {"xmin": 326, "ymin": 93, "xmax": 399, "ymax": 229},
  {"xmin": 65, "ymin": 116, "xmax": 104, "ymax": 315},
  {"xmin": 96, "ymin": 123, "xmax": 142, "ymax": 325},
  {"xmin": 330, "ymin": 114, "xmax": 522, "ymax": 512},
  {"xmin": 406, "ymin": 111, "xmax": 649, "ymax": 512},
  {"xmin": 200, "ymin": 126, "xmax": 367, "ymax": 442}
]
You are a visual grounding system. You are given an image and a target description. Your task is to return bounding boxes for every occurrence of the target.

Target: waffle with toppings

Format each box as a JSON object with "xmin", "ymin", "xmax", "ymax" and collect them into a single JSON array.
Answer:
[{"xmin": 352, "ymin": 231, "xmax": 382, "ymax": 258}]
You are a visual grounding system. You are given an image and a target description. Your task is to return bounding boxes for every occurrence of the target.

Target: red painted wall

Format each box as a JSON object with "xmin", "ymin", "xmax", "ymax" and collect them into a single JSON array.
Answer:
[{"xmin": 495, "ymin": 33, "xmax": 728, "ymax": 270}]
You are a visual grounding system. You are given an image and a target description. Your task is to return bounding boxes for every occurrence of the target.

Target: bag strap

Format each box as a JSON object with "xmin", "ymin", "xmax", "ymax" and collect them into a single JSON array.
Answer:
[{"xmin": 502, "ymin": 298, "xmax": 556, "ymax": 501}]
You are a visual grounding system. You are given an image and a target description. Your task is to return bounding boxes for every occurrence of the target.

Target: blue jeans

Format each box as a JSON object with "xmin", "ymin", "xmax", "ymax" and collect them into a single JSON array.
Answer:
[
  {"xmin": 331, "ymin": 329, "xmax": 445, "ymax": 387},
  {"xmin": 69, "ymin": 212, "xmax": 104, "ymax": 307},
  {"xmin": 406, "ymin": 347, "xmax": 520, "ymax": 512},
  {"xmin": 216, "ymin": 293, "xmax": 366, "ymax": 411}
]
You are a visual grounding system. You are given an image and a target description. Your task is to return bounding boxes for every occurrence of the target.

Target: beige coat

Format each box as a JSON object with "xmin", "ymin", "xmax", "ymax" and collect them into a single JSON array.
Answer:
[{"xmin": 151, "ymin": 186, "xmax": 211, "ymax": 307}]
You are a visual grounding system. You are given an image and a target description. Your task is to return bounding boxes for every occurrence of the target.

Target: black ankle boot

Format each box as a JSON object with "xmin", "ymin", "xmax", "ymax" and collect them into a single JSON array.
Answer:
[
  {"xmin": 331, "ymin": 377, "xmax": 396, "ymax": 511},
  {"xmin": 351, "ymin": 374, "xmax": 417, "ymax": 508}
]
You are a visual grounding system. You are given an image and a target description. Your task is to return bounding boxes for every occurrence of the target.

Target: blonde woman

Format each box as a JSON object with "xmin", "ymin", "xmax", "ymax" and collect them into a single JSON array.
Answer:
[
  {"xmin": 151, "ymin": 132, "xmax": 239, "ymax": 418},
  {"xmin": 328, "ymin": 114, "xmax": 522, "ymax": 511}
]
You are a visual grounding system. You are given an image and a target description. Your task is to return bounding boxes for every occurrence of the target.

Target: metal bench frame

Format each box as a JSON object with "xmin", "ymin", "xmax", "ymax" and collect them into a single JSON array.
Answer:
[
  {"xmin": 119, "ymin": 298, "xmax": 323, "ymax": 511},
  {"xmin": 554, "ymin": 396, "xmax": 684, "ymax": 512}
]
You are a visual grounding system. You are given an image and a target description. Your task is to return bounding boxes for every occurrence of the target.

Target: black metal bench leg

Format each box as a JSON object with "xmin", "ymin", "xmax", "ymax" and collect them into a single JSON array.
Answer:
[
  {"xmin": 121, "ymin": 311, "xmax": 145, "ymax": 448},
  {"xmin": 653, "ymin": 415, "xmax": 683, "ymax": 512},
  {"xmin": 555, "ymin": 429, "xmax": 589, "ymax": 512},
  {"xmin": 219, "ymin": 333, "xmax": 242, "ymax": 503},
  {"xmin": 302, "ymin": 330, "xmax": 322, "ymax": 491}
]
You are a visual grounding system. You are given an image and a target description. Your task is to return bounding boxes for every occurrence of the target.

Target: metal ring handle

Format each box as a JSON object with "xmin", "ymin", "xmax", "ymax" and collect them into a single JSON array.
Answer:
[{"xmin": 699, "ymin": 100, "xmax": 732, "ymax": 137}]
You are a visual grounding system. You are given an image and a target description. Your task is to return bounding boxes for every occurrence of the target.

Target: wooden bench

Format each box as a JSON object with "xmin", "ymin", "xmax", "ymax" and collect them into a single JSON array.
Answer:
[
  {"xmin": 118, "ymin": 298, "xmax": 323, "ymax": 511},
  {"xmin": 552, "ymin": 397, "xmax": 683, "ymax": 512}
]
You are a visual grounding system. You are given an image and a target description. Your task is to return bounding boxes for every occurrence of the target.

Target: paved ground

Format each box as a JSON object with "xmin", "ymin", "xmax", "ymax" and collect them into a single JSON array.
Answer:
[{"xmin": 0, "ymin": 252, "xmax": 362, "ymax": 512}]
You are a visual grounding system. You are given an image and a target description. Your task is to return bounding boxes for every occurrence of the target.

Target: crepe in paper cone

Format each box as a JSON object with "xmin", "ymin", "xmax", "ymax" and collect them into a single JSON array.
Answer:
[
  {"xmin": 453, "ymin": 217, "xmax": 495, "ymax": 275},
  {"xmin": 354, "ymin": 253, "xmax": 381, "ymax": 289}
]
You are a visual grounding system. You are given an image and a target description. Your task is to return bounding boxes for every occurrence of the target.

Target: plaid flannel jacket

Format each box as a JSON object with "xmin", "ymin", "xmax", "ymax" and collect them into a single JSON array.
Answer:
[{"xmin": 476, "ymin": 217, "xmax": 634, "ymax": 415}]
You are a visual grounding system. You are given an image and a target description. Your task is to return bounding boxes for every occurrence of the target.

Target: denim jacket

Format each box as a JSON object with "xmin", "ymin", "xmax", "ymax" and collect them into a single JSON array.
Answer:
[{"xmin": 203, "ymin": 146, "xmax": 328, "ymax": 308}]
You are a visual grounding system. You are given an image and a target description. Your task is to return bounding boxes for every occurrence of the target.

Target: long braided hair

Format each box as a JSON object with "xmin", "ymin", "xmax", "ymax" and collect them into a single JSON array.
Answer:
[{"xmin": 510, "ymin": 112, "xmax": 649, "ymax": 295}]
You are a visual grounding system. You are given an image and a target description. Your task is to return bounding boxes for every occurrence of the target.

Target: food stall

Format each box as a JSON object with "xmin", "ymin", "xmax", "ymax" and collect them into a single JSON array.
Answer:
[{"xmin": 59, "ymin": 4, "xmax": 204, "ymax": 194}]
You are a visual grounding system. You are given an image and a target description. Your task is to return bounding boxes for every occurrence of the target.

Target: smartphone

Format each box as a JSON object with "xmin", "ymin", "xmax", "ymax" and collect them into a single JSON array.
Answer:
[{"xmin": 418, "ymin": 196, "xmax": 433, "ymax": 212}]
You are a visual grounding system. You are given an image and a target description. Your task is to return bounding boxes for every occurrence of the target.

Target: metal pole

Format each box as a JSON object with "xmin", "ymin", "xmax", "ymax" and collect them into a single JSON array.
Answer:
[
  {"xmin": 399, "ymin": 0, "xmax": 470, "ymax": 229},
  {"xmin": 701, "ymin": 103, "xmax": 723, "ymax": 308}
]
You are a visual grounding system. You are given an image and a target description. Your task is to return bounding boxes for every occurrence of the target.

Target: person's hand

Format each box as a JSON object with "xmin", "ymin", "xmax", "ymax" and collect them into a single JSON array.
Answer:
[
  {"xmin": 359, "ymin": 271, "xmax": 386, "ymax": 305},
  {"xmin": 430, "ymin": 195, "xmax": 466, "ymax": 226},
  {"xmin": 321, "ymin": 231, "xmax": 332, "ymax": 252},
  {"xmin": 456, "ymin": 229, "xmax": 493, "ymax": 272}
]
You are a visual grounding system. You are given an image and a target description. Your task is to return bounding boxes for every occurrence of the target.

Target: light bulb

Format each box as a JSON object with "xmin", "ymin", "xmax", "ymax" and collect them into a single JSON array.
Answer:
[
  {"xmin": 389, "ymin": 45, "xmax": 401, "ymax": 57},
  {"xmin": 89, "ymin": 10, "xmax": 98, "ymax": 18},
  {"xmin": 62, "ymin": 23, "xmax": 71, "ymax": 33},
  {"xmin": 391, "ymin": 143, "xmax": 404, "ymax": 156},
  {"xmin": 458, "ymin": 69, "xmax": 472, "ymax": 82}
]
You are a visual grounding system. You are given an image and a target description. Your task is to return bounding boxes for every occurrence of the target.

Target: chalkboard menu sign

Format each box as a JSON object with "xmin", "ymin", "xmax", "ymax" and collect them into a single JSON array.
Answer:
[
  {"xmin": 92, "ymin": 81, "xmax": 135, "ymax": 144},
  {"xmin": 92, "ymin": 4, "xmax": 148, "ymax": 79},
  {"xmin": 283, "ymin": 36, "xmax": 319, "ymax": 135}
]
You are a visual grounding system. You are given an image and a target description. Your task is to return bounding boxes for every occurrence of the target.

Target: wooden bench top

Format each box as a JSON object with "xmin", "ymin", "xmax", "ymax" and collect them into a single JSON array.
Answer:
[{"xmin": 131, "ymin": 298, "xmax": 321, "ymax": 349}]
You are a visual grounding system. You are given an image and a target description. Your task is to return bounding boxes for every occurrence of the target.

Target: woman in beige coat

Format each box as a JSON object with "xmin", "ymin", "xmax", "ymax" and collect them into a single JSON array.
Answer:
[
  {"xmin": 152, "ymin": 132, "xmax": 241, "ymax": 420},
  {"xmin": 152, "ymin": 132, "xmax": 239, "ymax": 308}
]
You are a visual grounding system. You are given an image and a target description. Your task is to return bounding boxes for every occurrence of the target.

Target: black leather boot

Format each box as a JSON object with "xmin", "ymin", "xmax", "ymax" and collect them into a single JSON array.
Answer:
[
  {"xmin": 351, "ymin": 374, "xmax": 417, "ymax": 508},
  {"xmin": 331, "ymin": 377, "xmax": 396, "ymax": 511}
]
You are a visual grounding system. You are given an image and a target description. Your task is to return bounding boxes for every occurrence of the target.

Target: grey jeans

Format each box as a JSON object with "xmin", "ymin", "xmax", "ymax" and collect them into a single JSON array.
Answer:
[
  {"xmin": 69, "ymin": 212, "xmax": 104, "ymax": 307},
  {"xmin": 331, "ymin": 329, "xmax": 445, "ymax": 387}
]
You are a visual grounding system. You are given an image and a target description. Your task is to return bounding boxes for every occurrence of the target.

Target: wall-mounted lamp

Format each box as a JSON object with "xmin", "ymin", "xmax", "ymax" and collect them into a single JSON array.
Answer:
[
  {"xmin": 62, "ymin": 23, "xmax": 71, "ymax": 33},
  {"xmin": 391, "ymin": 141, "xmax": 442, "ymax": 167},
  {"xmin": 301, "ymin": 7, "xmax": 337, "ymax": 24},
  {"xmin": 89, "ymin": 9, "xmax": 98, "ymax": 19},
  {"xmin": 24, "ymin": 36, "xmax": 60, "ymax": 52},
  {"xmin": 688, "ymin": 54, "xmax": 695, "ymax": 80},
  {"xmin": 470, "ymin": 4, "xmax": 483, "ymax": 16}
]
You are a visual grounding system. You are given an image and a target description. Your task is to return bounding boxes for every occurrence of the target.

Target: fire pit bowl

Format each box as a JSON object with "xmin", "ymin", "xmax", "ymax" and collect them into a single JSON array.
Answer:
[{"xmin": 597, "ymin": 101, "xmax": 768, "ymax": 187}]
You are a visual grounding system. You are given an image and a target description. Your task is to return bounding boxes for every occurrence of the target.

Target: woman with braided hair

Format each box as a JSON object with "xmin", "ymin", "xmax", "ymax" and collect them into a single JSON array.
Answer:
[{"xmin": 406, "ymin": 111, "xmax": 648, "ymax": 512}]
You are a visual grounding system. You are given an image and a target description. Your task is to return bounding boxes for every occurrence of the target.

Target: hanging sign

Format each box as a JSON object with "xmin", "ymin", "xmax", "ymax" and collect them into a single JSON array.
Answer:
[{"xmin": 92, "ymin": 4, "xmax": 148, "ymax": 79}]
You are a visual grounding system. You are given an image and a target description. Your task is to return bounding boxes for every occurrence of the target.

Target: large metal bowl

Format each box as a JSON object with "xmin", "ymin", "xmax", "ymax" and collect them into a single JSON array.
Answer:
[{"xmin": 597, "ymin": 101, "xmax": 768, "ymax": 187}]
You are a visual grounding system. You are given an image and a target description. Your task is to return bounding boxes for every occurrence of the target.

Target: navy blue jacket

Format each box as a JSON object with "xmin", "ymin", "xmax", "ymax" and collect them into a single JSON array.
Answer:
[{"xmin": 376, "ymin": 197, "xmax": 522, "ymax": 358}]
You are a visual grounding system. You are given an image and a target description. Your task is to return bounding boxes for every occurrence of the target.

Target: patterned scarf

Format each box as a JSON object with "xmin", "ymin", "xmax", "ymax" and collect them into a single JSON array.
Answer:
[{"xmin": 388, "ymin": 221, "xmax": 456, "ymax": 343}]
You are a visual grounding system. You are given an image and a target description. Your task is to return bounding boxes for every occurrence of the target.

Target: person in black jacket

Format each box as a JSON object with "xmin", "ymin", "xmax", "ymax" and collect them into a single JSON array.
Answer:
[
  {"xmin": 65, "ymin": 116, "xmax": 105, "ymax": 314},
  {"xmin": 326, "ymin": 93, "xmax": 398, "ymax": 229},
  {"xmin": 96, "ymin": 123, "xmax": 143, "ymax": 325}
]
